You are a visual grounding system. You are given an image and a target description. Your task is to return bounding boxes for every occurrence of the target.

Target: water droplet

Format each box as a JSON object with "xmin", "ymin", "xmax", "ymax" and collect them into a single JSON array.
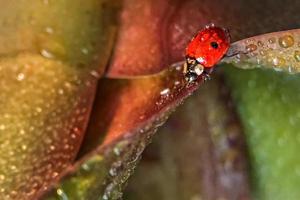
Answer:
[
  {"xmin": 256, "ymin": 58, "xmax": 262, "ymax": 65},
  {"xmin": 160, "ymin": 88, "xmax": 170, "ymax": 96},
  {"xmin": 113, "ymin": 147, "xmax": 121, "ymax": 156},
  {"xmin": 45, "ymin": 27, "xmax": 54, "ymax": 34},
  {"xmin": 245, "ymin": 44, "xmax": 257, "ymax": 52},
  {"xmin": 288, "ymin": 66, "xmax": 295, "ymax": 73},
  {"xmin": 272, "ymin": 57, "xmax": 285, "ymax": 66},
  {"xmin": 19, "ymin": 129, "xmax": 25, "ymax": 135},
  {"xmin": 90, "ymin": 70, "xmax": 100, "ymax": 78},
  {"xmin": 40, "ymin": 49, "xmax": 54, "ymax": 58},
  {"xmin": 16, "ymin": 73, "xmax": 25, "ymax": 81},
  {"xmin": 175, "ymin": 65, "xmax": 182, "ymax": 71},
  {"xmin": 259, "ymin": 50, "xmax": 266, "ymax": 56},
  {"xmin": 52, "ymin": 172, "xmax": 59, "ymax": 178},
  {"xmin": 36, "ymin": 107, "xmax": 42, "ymax": 113},
  {"xmin": 294, "ymin": 50, "xmax": 300, "ymax": 62},
  {"xmin": 139, "ymin": 115, "xmax": 145, "ymax": 120},
  {"xmin": 257, "ymin": 41, "xmax": 264, "ymax": 47},
  {"xmin": 71, "ymin": 134, "xmax": 76, "ymax": 139},
  {"xmin": 102, "ymin": 194, "xmax": 109, "ymax": 200},
  {"xmin": 21, "ymin": 145, "xmax": 27, "ymax": 151},
  {"xmin": 0, "ymin": 174, "xmax": 5, "ymax": 181},
  {"xmin": 245, "ymin": 39, "xmax": 253, "ymax": 44},
  {"xmin": 109, "ymin": 168, "xmax": 117, "ymax": 177},
  {"xmin": 174, "ymin": 81, "xmax": 180, "ymax": 86},
  {"xmin": 81, "ymin": 48, "xmax": 89, "ymax": 55},
  {"xmin": 57, "ymin": 188, "xmax": 69, "ymax": 200},
  {"xmin": 0, "ymin": 125, "xmax": 6, "ymax": 130},
  {"xmin": 236, "ymin": 53, "xmax": 249, "ymax": 62},
  {"xmin": 63, "ymin": 144, "xmax": 70, "ymax": 150},
  {"xmin": 58, "ymin": 88, "xmax": 64, "ymax": 95},
  {"xmin": 268, "ymin": 37, "xmax": 276, "ymax": 44},
  {"xmin": 279, "ymin": 35, "xmax": 294, "ymax": 48},
  {"xmin": 81, "ymin": 163, "xmax": 90, "ymax": 172}
]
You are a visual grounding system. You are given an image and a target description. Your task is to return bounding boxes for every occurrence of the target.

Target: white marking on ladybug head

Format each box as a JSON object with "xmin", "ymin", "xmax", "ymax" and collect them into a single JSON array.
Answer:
[
  {"xmin": 194, "ymin": 64, "xmax": 204, "ymax": 75},
  {"xmin": 196, "ymin": 57, "xmax": 205, "ymax": 64}
]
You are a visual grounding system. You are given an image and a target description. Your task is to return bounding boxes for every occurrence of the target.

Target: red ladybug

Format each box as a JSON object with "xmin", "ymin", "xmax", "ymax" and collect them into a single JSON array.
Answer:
[{"xmin": 184, "ymin": 24, "xmax": 230, "ymax": 82}]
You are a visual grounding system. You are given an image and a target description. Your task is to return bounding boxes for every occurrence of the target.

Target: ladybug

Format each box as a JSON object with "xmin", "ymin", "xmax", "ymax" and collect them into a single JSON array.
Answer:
[{"xmin": 183, "ymin": 24, "xmax": 230, "ymax": 82}]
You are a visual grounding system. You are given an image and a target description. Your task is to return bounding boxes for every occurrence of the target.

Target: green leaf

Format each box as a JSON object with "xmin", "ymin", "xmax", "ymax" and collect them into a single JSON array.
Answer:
[
  {"xmin": 0, "ymin": 1, "xmax": 119, "ymax": 199},
  {"xmin": 224, "ymin": 66, "xmax": 300, "ymax": 200}
]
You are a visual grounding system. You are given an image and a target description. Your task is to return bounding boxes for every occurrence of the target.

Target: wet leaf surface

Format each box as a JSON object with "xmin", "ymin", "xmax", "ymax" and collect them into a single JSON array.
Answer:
[
  {"xmin": 125, "ymin": 77, "xmax": 250, "ymax": 200},
  {"xmin": 223, "ymin": 29, "xmax": 300, "ymax": 73},
  {"xmin": 44, "ymin": 1, "xmax": 300, "ymax": 199},
  {"xmin": 44, "ymin": 64, "xmax": 205, "ymax": 200},
  {"xmin": 80, "ymin": 65, "xmax": 203, "ymax": 154},
  {"xmin": 0, "ymin": 1, "xmax": 119, "ymax": 199},
  {"xmin": 224, "ymin": 66, "xmax": 300, "ymax": 200},
  {"xmin": 1, "ymin": 0, "xmax": 300, "ymax": 199},
  {"xmin": 46, "ymin": 116, "xmax": 164, "ymax": 200},
  {"xmin": 106, "ymin": 0, "xmax": 300, "ymax": 78}
]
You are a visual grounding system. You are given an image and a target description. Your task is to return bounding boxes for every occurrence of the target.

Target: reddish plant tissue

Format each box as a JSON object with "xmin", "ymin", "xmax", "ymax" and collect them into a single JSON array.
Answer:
[
  {"xmin": 106, "ymin": 0, "xmax": 300, "ymax": 78},
  {"xmin": 79, "ymin": 65, "xmax": 204, "ymax": 155}
]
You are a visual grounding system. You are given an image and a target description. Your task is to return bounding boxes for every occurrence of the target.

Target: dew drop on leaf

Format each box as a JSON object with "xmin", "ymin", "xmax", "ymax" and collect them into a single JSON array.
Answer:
[
  {"xmin": 246, "ymin": 43, "xmax": 258, "ymax": 52},
  {"xmin": 272, "ymin": 57, "xmax": 286, "ymax": 66},
  {"xmin": 294, "ymin": 50, "xmax": 300, "ymax": 62},
  {"xmin": 278, "ymin": 35, "xmax": 294, "ymax": 48}
]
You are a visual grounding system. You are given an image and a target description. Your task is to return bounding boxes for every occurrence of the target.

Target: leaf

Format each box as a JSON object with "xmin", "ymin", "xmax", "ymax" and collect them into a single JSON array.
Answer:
[
  {"xmin": 223, "ymin": 29, "xmax": 300, "ymax": 74},
  {"xmin": 106, "ymin": 0, "xmax": 300, "ymax": 78},
  {"xmin": 224, "ymin": 66, "xmax": 300, "ymax": 200},
  {"xmin": 3, "ymin": 0, "xmax": 300, "ymax": 199},
  {"xmin": 0, "ymin": 1, "xmax": 119, "ymax": 199},
  {"xmin": 125, "ymin": 76, "xmax": 250, "ymax": 200},
  {"xmin": 44, "ymin": 64, "xmax": 206, "ymax": 200},
  {"xmin": 43, "ymin": 0, "xmax": 300, "ymax": 199}
]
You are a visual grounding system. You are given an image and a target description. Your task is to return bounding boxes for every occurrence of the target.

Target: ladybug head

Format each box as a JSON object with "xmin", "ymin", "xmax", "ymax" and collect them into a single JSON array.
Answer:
[{"xmin": 186, "ymin": 25, "xmax": 230, "ymax": 68}]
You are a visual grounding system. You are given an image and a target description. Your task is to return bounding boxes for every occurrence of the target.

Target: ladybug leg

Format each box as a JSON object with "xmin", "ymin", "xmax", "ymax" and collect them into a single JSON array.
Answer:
[
  {"xmin": 203, "ymin": 72, "xmax": 211, "ymax": 82},
  {"xmin": 184, "ymin": 57, "xmax": 205, "ymax": 83},
  {"xmin": 204, "ymin": 67, "xmax": 214, "ymax": 74},
  {"xmin": 185, "ymin": 72, "xmax": 198, "ymax": 83},
  {"xmin": 183, "ymin": 62, "xmax": 188, "ymax": 74},
  {"xmin": 184, "ymin": 61, "xmax": 197, "ymax": 83},
  {"xmin": 183, "ymin": 59, "xmax": 213, "ymax": 82},
  {"xmin": 202, "ymin": 67, "xmax": 214, "ymax": 81}
]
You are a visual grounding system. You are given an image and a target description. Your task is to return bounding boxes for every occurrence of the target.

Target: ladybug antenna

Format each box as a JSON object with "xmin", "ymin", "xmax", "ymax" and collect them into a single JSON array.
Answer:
[{"xmin": 223, "ymin": 27, "xmax": 231, "ymax": 43}]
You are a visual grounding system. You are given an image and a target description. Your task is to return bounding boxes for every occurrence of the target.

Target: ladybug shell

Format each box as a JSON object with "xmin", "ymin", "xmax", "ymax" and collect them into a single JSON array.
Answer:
[{"xmin": 186, "ymin": 26, "xmax": 230, "ymax": 68}]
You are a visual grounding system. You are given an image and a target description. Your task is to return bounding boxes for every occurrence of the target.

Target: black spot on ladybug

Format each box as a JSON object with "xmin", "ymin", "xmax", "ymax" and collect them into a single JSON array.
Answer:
[{"xmin": 210, "ymin": 42, "xmax": 219, "ymax": 49}]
